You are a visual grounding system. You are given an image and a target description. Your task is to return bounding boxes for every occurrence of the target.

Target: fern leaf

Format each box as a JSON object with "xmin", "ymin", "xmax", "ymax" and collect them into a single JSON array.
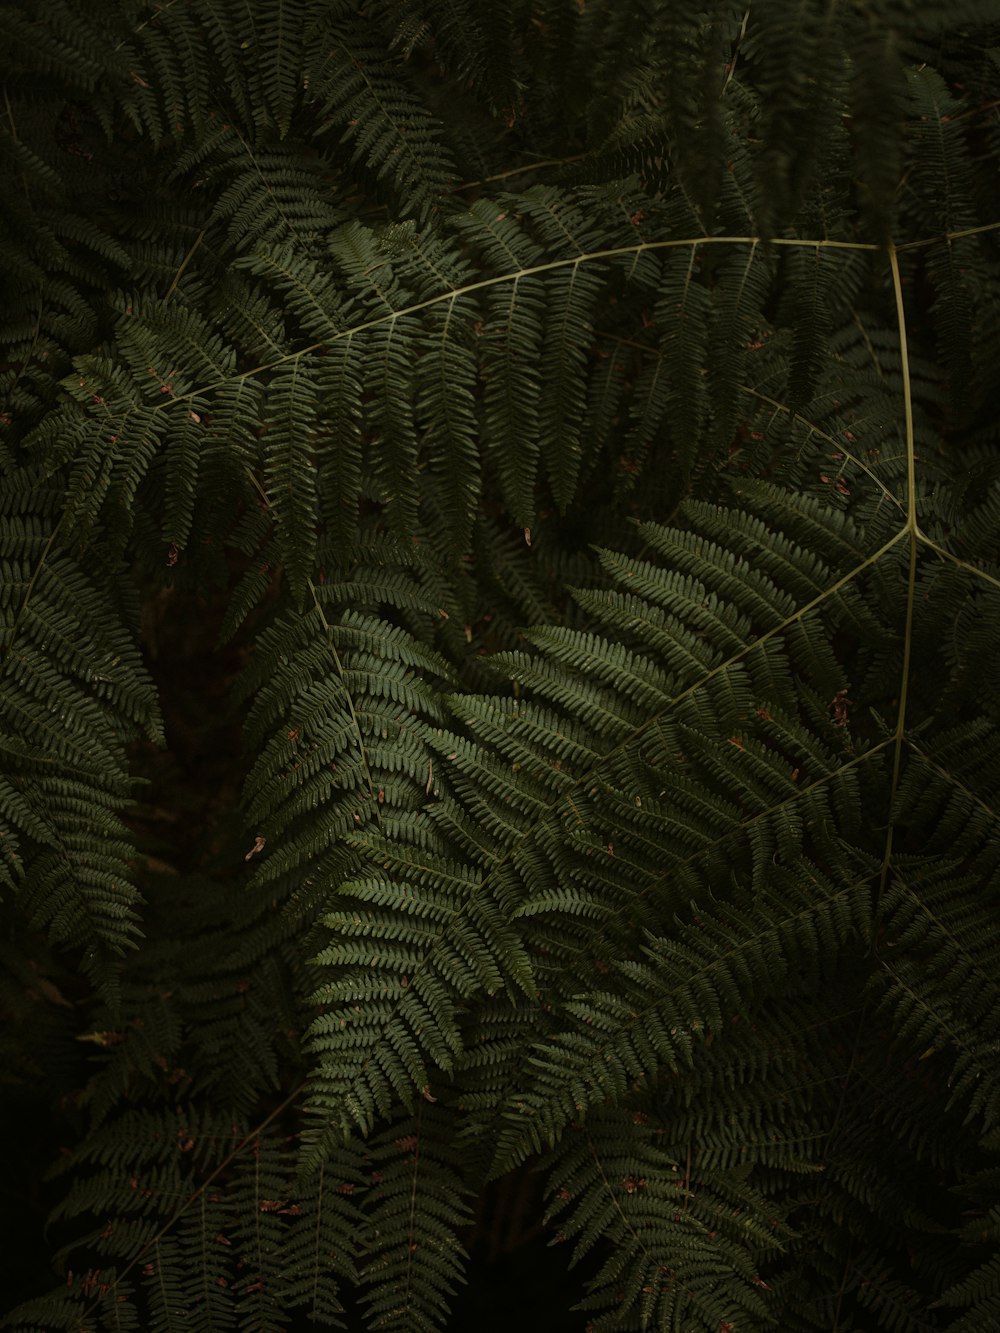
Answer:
[
  {"xmin": 481, "ymin": 275, "xmax": 545, "ymax": 530},
  {"xmin": 540, "ymin": 262, "xmax": 604, "ymax": 512},
  {"xmin": 0, "ymin": 486, "xmax": 161, "ymax": 990},
  {"xmin": 263, "ymin": 362, "xmax": 320, "ymax": 605},
  {"xmin": 492, "ymin": 866, "xmax": 871, "ymax": 1171},
  {"xmin": 356, "ymin": 1105, "xmax": 471, "ymax": 1332},
  {"xmin": 306, "ymin": 25, "xmax": 456, "ymax": 219},
  {"xmin": 543, "ymin": 1106, "xmax": 782, "ymax": 1332},
  {"xmin": 415, "ymin": 295, "xmax": 482, "ymax": 559}
]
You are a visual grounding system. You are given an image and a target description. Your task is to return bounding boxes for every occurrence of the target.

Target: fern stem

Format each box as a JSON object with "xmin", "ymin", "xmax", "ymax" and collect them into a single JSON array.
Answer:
[
  {"xmin": 493, "ymin": 531, "xmax": 908, "ymax": 927},
  {"xmin": 916, "ymin": 531, "xmax": 1000, "ymax": 594},
  {"xmin": 735, "ymin": 385, "xmax": 905, "ymax": 513},
  {"xmin": 164, "ymin": 227, "xmax": 206, "ymax": 300},
  {"xmin": 595, "ymin": 531, "xmax": 907, "ymax": 765},
  {"xmin": 722, "ymin": 7, "xmax": 751, "ymax": 97},
  {"xmin": 594, "ymin": 328, "xmax": 906, "ymax": 514},
  {"xmin": 657, "ymin": 739, "xmax": 893, "ymax": 893},
  {"xmin": 905, "ymin": 741, "xmax": 998, "ymax": 823},
  {"xmin": 875, "ymin": 245, "xmax": 920, "ymax": 921},
  {"xmin": 140, "ymin": 234, "xmax": 883, "ymax": 414},
  {"xmin": 896, "ymin": 218, "xmax": 1000, "ymax": 250},
  {"xmin": 888, "ymin": 246, "xmax": 917, "ymax": 536},
  {"xmin": 449, "ymin": 154, "xmax": 588, "ymax": 192},
  {"xmin": 112, "ymin": 0, "xmax": 182, "ymax": 50}
]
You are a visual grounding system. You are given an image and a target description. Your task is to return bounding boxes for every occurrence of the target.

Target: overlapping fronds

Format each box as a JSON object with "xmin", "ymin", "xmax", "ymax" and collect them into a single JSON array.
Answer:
[{"xmin": 5, "ymin": 0, "xmax": 1000, "ymax": 1329}]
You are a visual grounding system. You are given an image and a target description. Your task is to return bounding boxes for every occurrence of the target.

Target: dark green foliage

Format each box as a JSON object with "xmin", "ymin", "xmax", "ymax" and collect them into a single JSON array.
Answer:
[{"xmin": 3, "ymin": 0, "xmax": 1000, "ymax": 1328}]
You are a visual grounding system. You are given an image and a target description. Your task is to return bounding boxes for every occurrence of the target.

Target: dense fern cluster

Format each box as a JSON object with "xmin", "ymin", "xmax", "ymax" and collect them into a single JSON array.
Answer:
[{"xmin": 3, "ymin": 0, "xmax": 1000, "ymax": 1328}]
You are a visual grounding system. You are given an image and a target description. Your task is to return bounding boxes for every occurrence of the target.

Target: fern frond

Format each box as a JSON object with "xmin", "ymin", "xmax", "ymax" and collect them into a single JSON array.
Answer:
[
  {"xmin": 356, "ymin": 1104, "xmax": 471, "ymax": 1331},
  {"xmin": 306, "ymin": 20, "xmax": 457, "ymax": 218},
  {"xmin": 0, "ymin": 480, "xmax": 161, "ymax": 987},
  {"xmin": 262, "ymin": 363, "xmax": 320, "ymax": 605},
  {"xmin": 34, "ymin": 1100, "xmax": 366, "ymax": 1331},
  {"xmin": 493, "ymin": 865, "xmax": 871, "ymax": 1171},
  {"xmin": 193, "ymin": 135, "xmax": 352, "ymax": 253},
  {"xmin": 481, "ymin": 274, "xmax": 545, "ymax": 529},
  {"xmin": 543, "ymin": 1107, "xmax": 782, "ymax": 1332},
  {"xmin": 384, "ymin": 0, "xmax": 517, "ymax": 113},
  {"xmin": 539, "ymin": 262, "xmax": 604, "ymax": 511},
  {"xmin": 414, "ymin": 295, "xmax": 481, "ymax": 557},
  {"xmin": 308, "ymin": 826, "xmax": 534, "ymax": 1145},
  {"xmin": 7, "ymin": 0, "xmax": 1000, "ymax": 1326}
]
